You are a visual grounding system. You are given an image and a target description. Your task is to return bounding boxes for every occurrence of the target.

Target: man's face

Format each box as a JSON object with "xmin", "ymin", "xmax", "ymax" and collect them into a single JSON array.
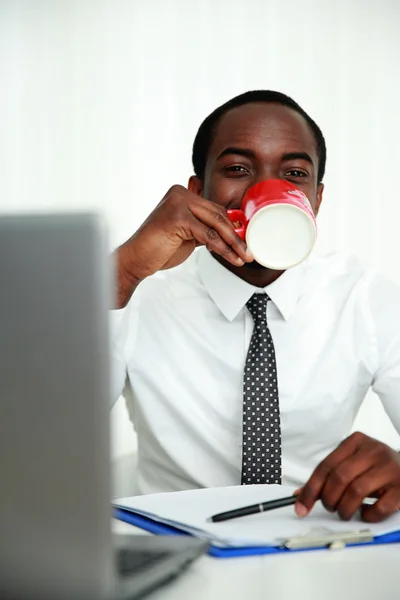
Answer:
[{"xmin": 190, "ymin": 101, "xmax": 324, "ymax": 220}]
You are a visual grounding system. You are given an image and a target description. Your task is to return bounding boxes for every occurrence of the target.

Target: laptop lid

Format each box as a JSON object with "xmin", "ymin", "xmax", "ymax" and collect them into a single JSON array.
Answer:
[{"xmin": 0, "ymin": 214, "xmax": 115, "ymax": 600}]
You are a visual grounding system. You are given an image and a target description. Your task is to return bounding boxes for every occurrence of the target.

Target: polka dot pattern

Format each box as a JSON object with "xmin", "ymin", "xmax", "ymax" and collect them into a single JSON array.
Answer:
[{"xmin": 241, "ymin": 293, "xmax": 282, "ymax": 485}]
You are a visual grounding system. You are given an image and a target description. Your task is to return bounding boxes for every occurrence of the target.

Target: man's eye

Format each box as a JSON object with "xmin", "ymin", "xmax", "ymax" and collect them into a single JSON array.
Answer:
[
  {"xmin": 224, "ymin": 165, "xmax": 249, "ymax": 175},
  {"xmin": 285, "ymin": 169, "xmax": 307, "ymax": 178}
]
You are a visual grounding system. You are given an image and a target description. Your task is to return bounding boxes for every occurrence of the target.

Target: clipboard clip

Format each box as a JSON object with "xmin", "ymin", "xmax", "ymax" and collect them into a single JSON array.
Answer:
[{"xmin": 282, "ymin": 528, "xmax": 374, "ymax": 550}]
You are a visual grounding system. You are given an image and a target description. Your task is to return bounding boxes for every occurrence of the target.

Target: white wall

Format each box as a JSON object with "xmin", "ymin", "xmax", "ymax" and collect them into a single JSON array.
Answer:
[{"xmin": 1, "ymin": 0, "xmax": 400, "ymax": 460}]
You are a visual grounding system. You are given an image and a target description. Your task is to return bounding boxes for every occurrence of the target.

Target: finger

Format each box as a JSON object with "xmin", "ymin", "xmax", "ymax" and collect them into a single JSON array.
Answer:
[
  {"xmin": 188, "ymin": 216, "xmax": 246, "ymax": 267},
  {"xmin": 296, "ymin": 434, "xmax": 362, "ymax": 516},
  {"xmin": 335, "ymin": 464, "xmax": 394, "ymax": 521},
  {"xmin": 190, "ymin": 201, "xmax": 252, "ymax": 262},
  {"xmin": 361, "ymin": 487, "xmax": 400, "ymax": 523},
  {"xmin": 318, "ymin": 448, "xmax": 380, "ymax": 514},
  {"xmin": 188, "ymin": 201, "xmax": 253, "ymax": 263}
]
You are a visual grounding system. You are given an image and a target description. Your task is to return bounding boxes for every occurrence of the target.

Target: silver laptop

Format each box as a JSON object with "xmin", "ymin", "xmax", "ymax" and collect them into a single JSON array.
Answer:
[{"xmin": 0, "ymin": 214, "xmax": 208, "ymax": 600}]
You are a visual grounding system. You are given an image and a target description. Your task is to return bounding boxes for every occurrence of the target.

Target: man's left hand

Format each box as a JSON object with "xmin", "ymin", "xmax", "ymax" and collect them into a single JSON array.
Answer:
[{"xmin": 295, "ymin": 432, "xmax": 400, "ymax": 522}]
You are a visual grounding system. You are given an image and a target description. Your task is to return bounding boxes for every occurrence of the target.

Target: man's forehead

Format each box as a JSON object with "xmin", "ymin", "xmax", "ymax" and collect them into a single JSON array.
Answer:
[{"xmin": 209, "ymin": 102, "xmax": 317, "ymax": 155}]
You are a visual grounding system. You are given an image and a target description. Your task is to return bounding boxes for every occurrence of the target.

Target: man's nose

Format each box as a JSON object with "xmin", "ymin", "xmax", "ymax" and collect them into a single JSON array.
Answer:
[{"xmin": 241, "ymin": 170, "xmax": 279, "ymax": 200}]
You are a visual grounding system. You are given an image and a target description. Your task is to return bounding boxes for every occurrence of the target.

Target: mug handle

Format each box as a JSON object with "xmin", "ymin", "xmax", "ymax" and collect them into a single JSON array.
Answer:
[{"xmin": 226, "ymin": 209, "xmax": 248, "ymax": 241}]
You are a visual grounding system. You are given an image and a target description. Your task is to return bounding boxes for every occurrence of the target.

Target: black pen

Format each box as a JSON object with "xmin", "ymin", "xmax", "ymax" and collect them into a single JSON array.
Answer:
[{"xmin": 209, "ymin": 495, "xmax": 297, "ymax": 523}]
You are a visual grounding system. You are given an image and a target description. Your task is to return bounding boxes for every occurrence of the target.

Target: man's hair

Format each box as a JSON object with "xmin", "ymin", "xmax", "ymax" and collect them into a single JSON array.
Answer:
[{"xmin": 192, "ymin": 90, "xmax": 326, "ymax": 183}]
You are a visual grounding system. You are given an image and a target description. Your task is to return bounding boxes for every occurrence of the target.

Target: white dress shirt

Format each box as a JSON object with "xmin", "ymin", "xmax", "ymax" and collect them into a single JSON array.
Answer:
[{"xmin": 111, "ymin": 248, "xmax": 400, "ymax": 495}]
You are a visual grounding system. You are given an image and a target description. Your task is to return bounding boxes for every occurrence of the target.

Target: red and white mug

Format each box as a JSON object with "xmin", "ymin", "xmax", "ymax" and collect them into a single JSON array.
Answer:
[{"xmin": 227, "ymin": 179, "xmax": 317, "ymax": 270}]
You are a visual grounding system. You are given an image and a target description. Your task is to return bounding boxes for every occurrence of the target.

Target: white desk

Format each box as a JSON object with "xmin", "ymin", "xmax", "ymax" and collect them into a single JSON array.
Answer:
[{"xmin": 113, "ymin": 519, "xmax": 400, "ymax": 600}]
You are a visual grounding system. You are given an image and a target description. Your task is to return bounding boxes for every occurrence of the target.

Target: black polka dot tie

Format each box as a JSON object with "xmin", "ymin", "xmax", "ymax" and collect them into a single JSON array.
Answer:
[{"xmin": 241, "ymin": 293, "xmax": 282, "ymax": 485}]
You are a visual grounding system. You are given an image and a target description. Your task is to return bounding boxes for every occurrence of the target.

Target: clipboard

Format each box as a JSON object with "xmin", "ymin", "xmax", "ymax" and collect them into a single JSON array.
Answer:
[{"xmin": 113, "ymin": 507, "xmax": 400, "ymax": 558}]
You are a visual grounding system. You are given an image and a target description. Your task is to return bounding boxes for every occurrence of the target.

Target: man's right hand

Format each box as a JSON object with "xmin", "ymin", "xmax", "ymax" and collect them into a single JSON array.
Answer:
[{"xmin": 115, "ymin": 185, "xmax": 253, "ymax": 308}]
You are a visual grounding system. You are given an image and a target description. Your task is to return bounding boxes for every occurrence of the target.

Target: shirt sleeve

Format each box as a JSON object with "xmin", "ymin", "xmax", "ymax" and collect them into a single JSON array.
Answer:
[
  {"xmin": 370, "ymin": 273, "xmax": 400, "ymax": 435},
  {"xmin": 109, "ymin": 291, "xmax": 140, "ymax": 407}
]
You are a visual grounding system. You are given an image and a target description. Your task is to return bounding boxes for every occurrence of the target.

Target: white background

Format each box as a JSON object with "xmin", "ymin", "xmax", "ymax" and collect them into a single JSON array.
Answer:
[{"xmin": 1, "ymin": 0, "xmax": 400, "ymax": 464}]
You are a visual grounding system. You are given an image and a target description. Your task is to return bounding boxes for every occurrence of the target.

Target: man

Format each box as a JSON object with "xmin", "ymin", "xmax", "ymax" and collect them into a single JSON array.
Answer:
[{"xmin": 112, "ymin": 90, "xmax": 400, "ymax": 522}]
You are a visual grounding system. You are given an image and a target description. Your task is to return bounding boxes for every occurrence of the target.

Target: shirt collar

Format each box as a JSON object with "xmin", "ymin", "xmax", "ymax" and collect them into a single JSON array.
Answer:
[{"xmin": 197, "ymin": 248, "xmax": 304, "ymax": 322}]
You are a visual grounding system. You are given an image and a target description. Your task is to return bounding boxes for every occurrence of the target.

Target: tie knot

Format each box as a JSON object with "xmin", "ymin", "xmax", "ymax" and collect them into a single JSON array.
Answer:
[{"xmin": 246, "ymin": 293, "xmax": 269, "ymax": 323}]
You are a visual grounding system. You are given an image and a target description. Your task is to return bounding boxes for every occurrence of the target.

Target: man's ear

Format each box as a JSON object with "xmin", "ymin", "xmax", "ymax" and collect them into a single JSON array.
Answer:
[
  {"xmin": 188, "ymin": 176, "xmax": 203, "ymax": 197},
  {"xmin": 314, "ymin": 183, "xmax": 324, "ymax": 217}
]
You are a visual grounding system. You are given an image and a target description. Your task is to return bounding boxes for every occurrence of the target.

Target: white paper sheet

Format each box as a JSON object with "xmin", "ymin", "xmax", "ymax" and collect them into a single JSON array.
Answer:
[{"xmin": 114, "ymin": 484, "xmax": 400, "ymax": 547}]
